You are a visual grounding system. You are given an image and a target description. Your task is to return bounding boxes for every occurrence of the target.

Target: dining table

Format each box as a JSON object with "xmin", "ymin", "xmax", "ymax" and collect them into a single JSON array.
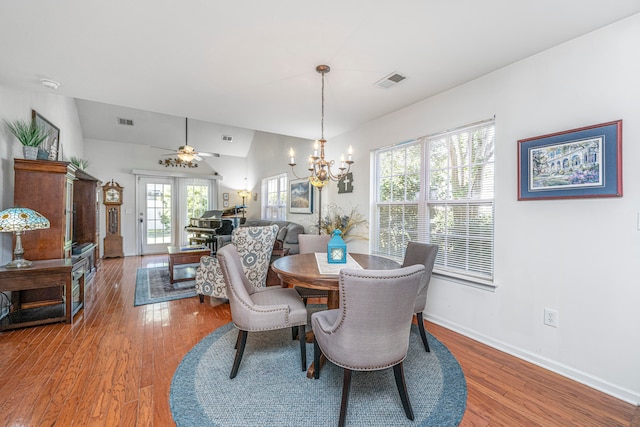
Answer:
[
  {"xmin": 271, "ymin": 252, "xmax": 401, "ymax": 377},
  {"xmin": 271, "ymin": 252, "xmax": 400, "ymax": 309}
]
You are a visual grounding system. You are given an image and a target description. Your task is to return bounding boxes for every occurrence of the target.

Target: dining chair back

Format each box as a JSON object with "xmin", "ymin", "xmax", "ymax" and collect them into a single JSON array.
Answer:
[
  {"xmin": 402, "ymin": 242, "xmax": 439, "ymax": 352},
  {"xmin": 295, "ymin": 234, "xmax": 331, "ymax": 305},
  {"xmin": 311, "ymin": 264, "xmax": 424, "ymax": 427},
  {"xmin": 298, "ymin": 234, "xmax": 331, "ymax": 253},
  {"xmin": 217, "ymin": 244, "xmax": 308, "ymax": 379}
]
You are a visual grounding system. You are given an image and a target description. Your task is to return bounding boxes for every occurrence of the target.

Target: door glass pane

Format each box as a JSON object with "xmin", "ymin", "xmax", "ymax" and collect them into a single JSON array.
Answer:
[{"xmin": 146, "ymin": 183, "xmax": 172, "ymax": 244}]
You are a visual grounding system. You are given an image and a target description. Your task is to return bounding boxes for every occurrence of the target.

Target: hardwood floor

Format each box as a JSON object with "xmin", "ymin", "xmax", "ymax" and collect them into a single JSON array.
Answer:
[{"xmin": 0, "ymin": 255, "xmax": 637, "ymax": 426}]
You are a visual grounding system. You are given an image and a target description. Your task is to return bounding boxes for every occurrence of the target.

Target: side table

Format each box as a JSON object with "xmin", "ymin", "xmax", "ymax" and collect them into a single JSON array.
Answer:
[{"xmin": 0, "ymin": 259, "xmax": 78, "ymax": 331}]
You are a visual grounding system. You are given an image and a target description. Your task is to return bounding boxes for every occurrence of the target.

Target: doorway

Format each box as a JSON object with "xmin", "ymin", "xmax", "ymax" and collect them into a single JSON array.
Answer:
[{"xmin": 138, "ymin": 177, "xmax": 175, "ymax": 254}]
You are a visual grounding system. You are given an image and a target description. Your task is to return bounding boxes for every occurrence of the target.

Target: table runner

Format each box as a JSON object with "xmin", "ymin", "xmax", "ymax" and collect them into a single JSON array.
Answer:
[{"xmin": 314, "ymin": 252, "xmax": 363, "ymax": 275}]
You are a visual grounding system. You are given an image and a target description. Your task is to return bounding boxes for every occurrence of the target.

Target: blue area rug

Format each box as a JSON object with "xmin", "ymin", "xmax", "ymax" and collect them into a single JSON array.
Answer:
[
  {"xmin": 170, "ymin": 318, "xmax": 466, "ymax": 426},
  {"xmin": 134, "ymin": 266, "xmax": 197, "ymax": 306}
]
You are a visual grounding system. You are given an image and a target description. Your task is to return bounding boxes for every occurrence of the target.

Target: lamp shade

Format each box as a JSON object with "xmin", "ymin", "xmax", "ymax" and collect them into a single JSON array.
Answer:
[{"xmin": 0, "ymin": 207, "xmax": 50, "ymax": 232}]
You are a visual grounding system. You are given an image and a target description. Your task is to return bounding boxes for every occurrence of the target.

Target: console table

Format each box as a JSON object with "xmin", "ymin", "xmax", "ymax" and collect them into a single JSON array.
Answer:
[{"xmin": 0, "ymin": 259, "xmax": 83, "ymax": 331}]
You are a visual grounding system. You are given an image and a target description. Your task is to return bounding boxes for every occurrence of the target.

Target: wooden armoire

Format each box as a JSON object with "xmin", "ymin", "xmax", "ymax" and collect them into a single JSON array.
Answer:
[{"xmin": 13, "ymin": 159, "xmax": 100, "ymax": 308}]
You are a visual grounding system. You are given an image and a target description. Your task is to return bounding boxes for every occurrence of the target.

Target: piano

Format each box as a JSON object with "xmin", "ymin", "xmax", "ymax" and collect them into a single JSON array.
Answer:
[{"xmin": 184, "ymin": 210, "xmax": 231, "ymax": 252}]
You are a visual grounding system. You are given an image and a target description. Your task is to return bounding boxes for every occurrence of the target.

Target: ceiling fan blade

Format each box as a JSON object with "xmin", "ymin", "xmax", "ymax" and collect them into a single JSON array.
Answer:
[
  {"xmin": 193, "ymin": 154, "xmax": 203, "ymax": 161},
  {"xmin": 197, "ymin": 152, "xmax": 214, "ymax": 157},
  {"xmin": 151, "ymin": 145, "xmax": 177, "ymax": 152}
]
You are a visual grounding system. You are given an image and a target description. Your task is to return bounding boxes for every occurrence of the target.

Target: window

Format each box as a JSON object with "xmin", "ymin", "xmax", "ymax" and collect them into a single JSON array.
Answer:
[
  {"xmin": 374, "ymin": 119, "xmax": 495, "ymax": 284},
  {"xmin": 262, "ymin": 173, "xmax": 287, "ymax": 220},
  {"xmin": 185, "ymin": 181, "xmax": 210, "ymax": 219}
]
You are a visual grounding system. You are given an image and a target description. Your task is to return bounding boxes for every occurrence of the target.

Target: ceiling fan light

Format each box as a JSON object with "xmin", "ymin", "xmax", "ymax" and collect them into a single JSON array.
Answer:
[{"xmin": 178, "ymin": 152, "xmax": 194, "ymax": 162}]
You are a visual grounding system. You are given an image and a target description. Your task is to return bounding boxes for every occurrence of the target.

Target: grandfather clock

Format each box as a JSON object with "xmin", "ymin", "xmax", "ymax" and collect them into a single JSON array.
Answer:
[{"xmin": 102, "ymin": 180, "xmax": 124, "ymax": 258}]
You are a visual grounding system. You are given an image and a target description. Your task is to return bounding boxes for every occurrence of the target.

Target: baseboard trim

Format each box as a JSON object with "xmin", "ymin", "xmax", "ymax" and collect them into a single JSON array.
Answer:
[{"xmin": 427, "ymin": 314, "xmax": 640, "ymax": 406}]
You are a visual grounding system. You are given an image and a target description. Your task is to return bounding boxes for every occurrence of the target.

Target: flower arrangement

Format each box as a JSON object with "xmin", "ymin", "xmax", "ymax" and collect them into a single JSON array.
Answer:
[{"xmin": 320, "ymin": 204, "xmax": 368, "ymax": 241}]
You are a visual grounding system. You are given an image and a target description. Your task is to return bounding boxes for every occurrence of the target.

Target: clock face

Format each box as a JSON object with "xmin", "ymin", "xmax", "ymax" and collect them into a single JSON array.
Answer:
[
  {"xmin": 330, "ymin": 247, "xmax": 344, "ymax": 261},
  {"xmin": 106, "ymin": 188, "xmax": 120, "ymax": 203}
]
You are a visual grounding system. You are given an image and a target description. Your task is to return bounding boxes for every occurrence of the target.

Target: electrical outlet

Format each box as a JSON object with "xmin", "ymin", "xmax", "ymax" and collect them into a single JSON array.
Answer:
[{"xmin": 544, "ymin": 308, "xmax": 559, "ymax": 328}]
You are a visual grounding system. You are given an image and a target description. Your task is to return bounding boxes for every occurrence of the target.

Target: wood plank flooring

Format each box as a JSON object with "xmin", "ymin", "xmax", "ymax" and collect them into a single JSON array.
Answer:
[{"xmin": 0, "ymin": 255, "xmax": 637, "ymax": 426}]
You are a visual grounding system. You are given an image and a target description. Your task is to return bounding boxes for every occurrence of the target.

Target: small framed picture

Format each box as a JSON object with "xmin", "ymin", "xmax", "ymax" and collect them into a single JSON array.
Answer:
[
  {"xmin": 289, "ymin": 179, "xmax": 313, "ymax": 214},
  {"xmin": 223, "ymin": 192, "xmax": 229, "ymax": 200},
  {"xmin": 223, "ymin": 200, "xmax": 229, "ymax": 208},
  {"xmin": 518, "ymin": 120, "xmax": 622, "ymax": 201},
  {"xmin": 32, "ymin": 110, "xmax": 60, "ymax": 160}
]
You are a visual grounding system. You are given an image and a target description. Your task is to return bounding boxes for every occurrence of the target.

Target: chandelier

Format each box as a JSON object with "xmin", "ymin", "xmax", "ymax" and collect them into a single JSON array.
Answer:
[{"xmin": 288, "ymin": 65, "xmax": 353, "ymax": 188}]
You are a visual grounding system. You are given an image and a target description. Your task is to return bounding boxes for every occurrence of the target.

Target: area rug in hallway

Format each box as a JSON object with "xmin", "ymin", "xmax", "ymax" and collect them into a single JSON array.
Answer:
[
  {"xmin": 170, "ymin": 322, "xmax": 467, "ymax": 426},
  {"xmin": 134, "ymin": 266, "xmax": 198, "ymax": 306}
]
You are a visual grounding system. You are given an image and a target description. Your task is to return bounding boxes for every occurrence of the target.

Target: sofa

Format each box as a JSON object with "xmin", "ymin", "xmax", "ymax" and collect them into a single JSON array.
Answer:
[{"xmin": 216, "ymin": 219, "xmax": 305, "ymax": 255}]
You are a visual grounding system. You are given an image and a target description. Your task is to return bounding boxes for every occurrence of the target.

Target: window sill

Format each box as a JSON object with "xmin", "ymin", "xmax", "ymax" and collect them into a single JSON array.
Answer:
[{"xmin": 432, "ymin": 271, "xmax": 497, "ymax": 292}]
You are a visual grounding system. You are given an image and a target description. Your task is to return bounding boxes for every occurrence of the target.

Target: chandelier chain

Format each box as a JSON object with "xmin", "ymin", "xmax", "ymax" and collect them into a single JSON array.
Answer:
[{"xmin": 320, "ymin": 69, "xmax": 325, "ymax": 140}]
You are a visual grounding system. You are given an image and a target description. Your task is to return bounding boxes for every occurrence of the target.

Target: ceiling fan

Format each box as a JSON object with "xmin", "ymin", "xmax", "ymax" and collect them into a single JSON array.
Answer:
[{"xmin": 156, "ymin": 118, "xmax": 218, "ymax": 162}]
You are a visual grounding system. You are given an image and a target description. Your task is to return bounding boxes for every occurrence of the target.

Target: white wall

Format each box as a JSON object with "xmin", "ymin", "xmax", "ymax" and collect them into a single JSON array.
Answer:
[
  {"xmin": 245, "ymin": 130, "xmax": 321, "ymax": 227},
  {"xmin": 85, "ymin": 137, "xmax": 224, "ymax": 256},
  {"xmin": 327, "ymin": 15, "xmax": 640, "ymax": 403},
  {"xmin": 0, "ymin": 85, "xmax": 85, "ymax": 264}
]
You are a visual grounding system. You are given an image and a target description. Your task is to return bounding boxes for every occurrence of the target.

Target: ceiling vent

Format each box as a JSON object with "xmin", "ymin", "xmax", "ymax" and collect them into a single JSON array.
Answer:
[
  {"xmin": 374, "ymin": 72, "xmax": 408, "ymax": 89},
  {"xmin": 117, "ymin": 117, "xmax": 134, "ymax": 126},
  {"xmin": 222, "ymin": 135, "xmax": 233, "ymax": 143}
]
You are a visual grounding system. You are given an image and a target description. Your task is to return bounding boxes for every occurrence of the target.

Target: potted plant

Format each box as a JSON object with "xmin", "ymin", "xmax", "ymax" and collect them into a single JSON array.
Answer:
[
  {"xmin": 4, "ymin": 119, "xmax": 51, "ymax": 160},
  {"xmin": 70, "ymin": 156, "xmax": 91, "ymax": 170}
]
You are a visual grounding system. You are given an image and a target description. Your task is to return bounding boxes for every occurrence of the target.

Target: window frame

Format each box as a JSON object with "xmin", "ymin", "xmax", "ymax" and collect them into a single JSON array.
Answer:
[
  {"xmin": 373, "ymin": 119, "xmax": 496, "ymax": 286},
  {"xmin": 261, "ymin": 173, "xmax": 288, "ymax": 220}
]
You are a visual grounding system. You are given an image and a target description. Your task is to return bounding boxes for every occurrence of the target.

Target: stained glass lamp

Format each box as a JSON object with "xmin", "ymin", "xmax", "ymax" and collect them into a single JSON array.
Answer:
[
  {"xmin": 0, "ymin": 207, "xmax": 50, "ymax": 268},
  {"xmin": 327, "ymin": 229, "xmax": 347, "ymax": 264}
]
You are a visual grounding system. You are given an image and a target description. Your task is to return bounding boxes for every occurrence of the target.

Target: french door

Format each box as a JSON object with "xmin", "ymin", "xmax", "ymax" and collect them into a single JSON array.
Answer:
[{"xmin": 138, "ymin": 177, "xmax": 175, "ymax": 254}]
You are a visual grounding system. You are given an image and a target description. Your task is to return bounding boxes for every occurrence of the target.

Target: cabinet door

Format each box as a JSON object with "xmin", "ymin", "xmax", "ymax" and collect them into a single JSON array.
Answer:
[{"xmin": 65, "ymin": 173, "xmax": 74, "ymax": 256}]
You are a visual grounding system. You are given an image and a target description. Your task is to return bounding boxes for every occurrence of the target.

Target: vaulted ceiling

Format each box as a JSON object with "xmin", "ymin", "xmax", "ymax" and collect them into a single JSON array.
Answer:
[{"xmin": 1, "ymin": 1, "xmax": 639, "ymax": 156}]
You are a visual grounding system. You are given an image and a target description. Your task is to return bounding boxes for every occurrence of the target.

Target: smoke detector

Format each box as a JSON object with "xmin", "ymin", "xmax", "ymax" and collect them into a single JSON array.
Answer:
[
  {"xmin": 374, "ymin": 72, "xmax": 407, "ymax": 89},
  {"xmin": 40, "ymin": 78, "xmax": 61, "ymax": 90}
]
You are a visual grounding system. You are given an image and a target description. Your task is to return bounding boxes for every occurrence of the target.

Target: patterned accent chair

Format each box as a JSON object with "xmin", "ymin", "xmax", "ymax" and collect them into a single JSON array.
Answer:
[{"xmin": 195, "ymin": 225, "xmax": 278, "ymax": 302}]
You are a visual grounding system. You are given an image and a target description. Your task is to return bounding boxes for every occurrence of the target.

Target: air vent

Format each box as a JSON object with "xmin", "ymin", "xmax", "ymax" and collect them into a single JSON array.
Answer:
[
  {"xmin": 117, "ymin": 117, "xmax": 134, "ymax": 126},
  {"xmin": 374, "ymin": 72, "xmax": 408, "ymax": 89},
  {"xmin": 222, "ymin": 135, "xmax": 233, "ymax": 143}
]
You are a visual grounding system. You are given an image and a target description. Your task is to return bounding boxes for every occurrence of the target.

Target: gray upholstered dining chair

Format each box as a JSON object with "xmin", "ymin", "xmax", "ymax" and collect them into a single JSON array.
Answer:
[
  {"xmin": 216, "ymin": 244, "xmax": 308, "ymax": 379},
  {"xmin": 311, "ymin": 265, "xmax": 425, "ymax": 427},
  {"xmin": 295, "ymin": 234, "xmax": 331, "ymax": 305},
  {"xmin": 402, "ymin": 242, "xmax": 439, "ymax": 352}
]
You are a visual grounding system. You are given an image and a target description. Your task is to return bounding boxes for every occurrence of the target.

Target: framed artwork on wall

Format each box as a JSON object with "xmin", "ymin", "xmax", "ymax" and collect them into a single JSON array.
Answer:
[
  {"xmin": 32, "ymin": 110, "xmax": 60, "ymax": 160},
  {"xmin": 223, "ymin": 192, "xmax": 229, "ymax": 200},
  {"xmin": 289, "ymin": 179, "xmax": 313, "ymax": 214},
  {"xmin": 517, "ymin": 120, "xmax": 622, "ymax": 201}
]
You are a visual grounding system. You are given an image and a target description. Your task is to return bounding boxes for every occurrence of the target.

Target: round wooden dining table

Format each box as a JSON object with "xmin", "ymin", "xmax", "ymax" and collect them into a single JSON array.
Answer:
[{"xmin": 271, "ymin": 252, "xmax": 401, "ymax": 309}]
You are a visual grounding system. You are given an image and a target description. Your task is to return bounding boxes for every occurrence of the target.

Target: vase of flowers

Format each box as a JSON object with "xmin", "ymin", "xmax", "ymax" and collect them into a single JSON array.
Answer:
[
  {"xmin": 4, "ymin": 119, "xmax": 51, "ymax": 160},
  {"xmin": 320, "ymin": 204, "xmax": 368, "ymax": 242}
]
